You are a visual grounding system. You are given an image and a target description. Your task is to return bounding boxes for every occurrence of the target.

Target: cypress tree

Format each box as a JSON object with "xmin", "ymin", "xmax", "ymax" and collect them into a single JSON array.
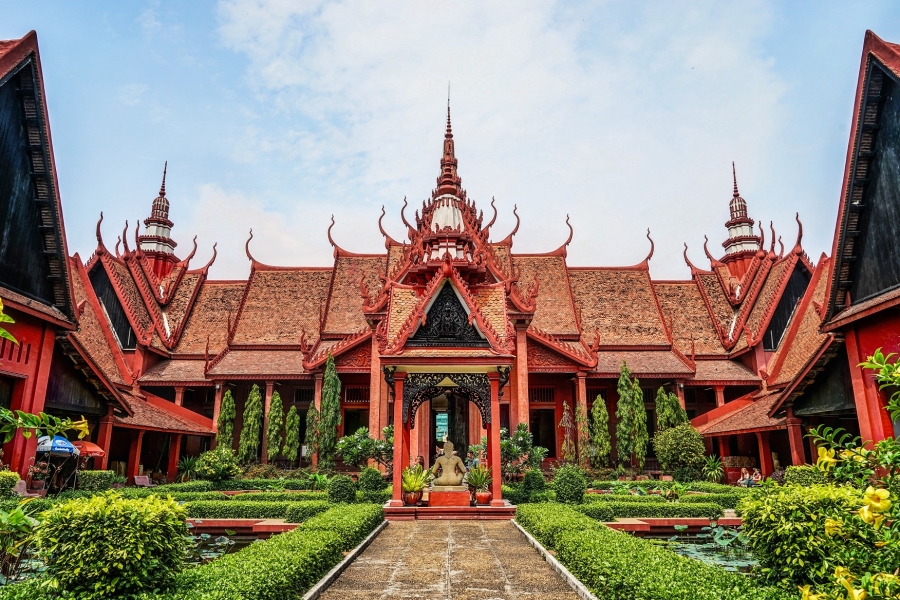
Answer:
[
  {"xmin": 304, "ymin": 404, "xmax": 320, "ymax": 464},
  {"xmin": 558, "ymin": 401, "xmax": 576, "ymax": 464},
  {"xmin": 616, "ymin": 362, "xmax": 648, "ymax": 470},
  {"xmin": 216, "ymin": 389, "xmax": 236, "ymax": 449},
  {"xmin": 575, "ymin": 403, "xmax": 590, "ymax": 469},
  {"xmin": 282, "ymin": 406, "xmax": 301, "ymax": 464},
  {"xmin": 589, "ymin": 394, "xmax": 611, "ymax": 469},
  {"xmin": 655, "ymin": 386, "xmax": 688, "ymax": 431},
  {"xmin": 316, "ymin": 354, "xmax": 342, "ymax": 470},
  {"xmin": 238, "ymin": 384, "xmax": 263, "ymax": 464},
  {"xmin": 632, "ymin": 376, "xmax": 648, "ymax": 470},
  {"xmin": 265, "ymin": 390, "xmax": 285, "ymax": 462}
]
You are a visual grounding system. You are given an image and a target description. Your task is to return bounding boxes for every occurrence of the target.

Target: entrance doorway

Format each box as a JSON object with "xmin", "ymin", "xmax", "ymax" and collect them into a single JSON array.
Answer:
[
  {"xmin": 429, "ymin": 392, "xmax": 470, "ymax": 461},
  {"xmin": 530, "ymin": 409, "xmax": 556, "ymax": 458}
]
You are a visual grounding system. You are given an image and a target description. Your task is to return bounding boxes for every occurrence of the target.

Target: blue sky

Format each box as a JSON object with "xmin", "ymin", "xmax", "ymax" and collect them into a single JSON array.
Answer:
[{"xmin": 4, "ymin": 2, "xmax": 900, "ymax": 279}]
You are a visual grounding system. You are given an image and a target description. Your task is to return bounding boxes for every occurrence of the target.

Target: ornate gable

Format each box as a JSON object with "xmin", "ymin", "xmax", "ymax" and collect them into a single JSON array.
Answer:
[{"xmin": 407, "ymin": 282, "xmax": 488, "ymax": 348}]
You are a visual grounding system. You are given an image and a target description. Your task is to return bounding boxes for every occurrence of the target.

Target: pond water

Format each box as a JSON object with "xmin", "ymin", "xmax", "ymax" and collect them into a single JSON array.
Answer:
[{"xmin": 647, "ymin": 526, "xmax": 758, "ymax": 574}]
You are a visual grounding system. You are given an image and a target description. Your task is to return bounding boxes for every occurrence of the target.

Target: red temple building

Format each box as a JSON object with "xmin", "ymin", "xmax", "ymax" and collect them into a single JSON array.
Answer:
[{"xmin": 1, "ymin": 30, "xmax": 898, "ymax": 490}]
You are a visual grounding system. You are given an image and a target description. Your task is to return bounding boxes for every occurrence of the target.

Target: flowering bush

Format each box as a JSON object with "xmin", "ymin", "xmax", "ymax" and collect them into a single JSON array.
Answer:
[
  {"xmin": 195, "ymin": 447, "xmax": 242, "ymax": 482},
  {"xmin": 27, "ymin": 461, "xmax": 48, "ymax": 481}
]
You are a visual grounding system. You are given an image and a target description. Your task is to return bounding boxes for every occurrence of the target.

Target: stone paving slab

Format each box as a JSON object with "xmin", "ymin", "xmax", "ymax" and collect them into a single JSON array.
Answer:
[{"xmin": 319, "ymin": 520, "xmax": 581, "ymax": 600}]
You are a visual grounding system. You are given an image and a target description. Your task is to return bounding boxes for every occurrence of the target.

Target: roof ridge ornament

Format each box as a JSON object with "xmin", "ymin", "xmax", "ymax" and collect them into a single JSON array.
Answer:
[{"xmin": 793, "ymin": 212, "xmax": 804, "ymax": 254}]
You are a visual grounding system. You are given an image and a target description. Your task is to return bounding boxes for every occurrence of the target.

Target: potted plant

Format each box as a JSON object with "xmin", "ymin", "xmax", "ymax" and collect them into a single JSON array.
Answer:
[
  {"xmin": 401, "ymin": 464, "xmax": 430, "ymax": 506},
  {"xmin": 464, "ymin": 465, "xmax": 493, "ymax": 505},
  {"xmin": 110, "ymin": 475, "xmax": 127, "ymax": 489},
  {"xmin": 27, "ymin": 461, "xmax": 48, "ymax": 490}
]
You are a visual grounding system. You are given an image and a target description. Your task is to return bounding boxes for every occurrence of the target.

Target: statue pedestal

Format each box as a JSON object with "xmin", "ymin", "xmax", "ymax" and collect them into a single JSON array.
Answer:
[{"xmin": 429, "ymin": 486, "xmax": 470, "ymax": 507}]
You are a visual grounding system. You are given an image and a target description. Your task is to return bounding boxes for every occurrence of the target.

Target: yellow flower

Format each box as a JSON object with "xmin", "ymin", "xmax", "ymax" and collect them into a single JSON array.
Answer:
[
  {"xmin": 824, "ymin": 518, "xmax": 843, "ymax": 536},
  {"xmin": 840, "ymin": 448, "xmax": 866, "ymax": 463},
  {"xmin": 864, "ymin": 486, "xmax": 892, "ymax": 512},
  {"xmin": 799, "ymin": 585, "xmax": 821, "ymax": 600},
  {"xmin": 817, "ymin": 447, "xmax": 837, "ymax": 471},
  {"xmin": 835, "ymin": 566, "xmax": 853, "ymax": 581},
  {"xmin": 875, "ymin": 541, "xmax": 888, "ymax": 547},
  {"xmin": 859, "ymin": 505, "xmax": 885, "ymax": 530}
]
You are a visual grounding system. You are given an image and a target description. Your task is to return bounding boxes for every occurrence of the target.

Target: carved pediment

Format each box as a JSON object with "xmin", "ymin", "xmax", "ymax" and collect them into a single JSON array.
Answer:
[{"xmin": 406, "ymin": 283, "xmax": 489, "ymax": 347}]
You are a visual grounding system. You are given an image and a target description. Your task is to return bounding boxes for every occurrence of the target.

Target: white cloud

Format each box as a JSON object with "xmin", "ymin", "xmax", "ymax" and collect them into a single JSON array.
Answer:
[
  {"xmin": 210, "ymin": 0, "xmax": 791, "ymax": 279},
  {"xmin": 117, "ymin": 83, "xmax": 148, "ymax": 106}
]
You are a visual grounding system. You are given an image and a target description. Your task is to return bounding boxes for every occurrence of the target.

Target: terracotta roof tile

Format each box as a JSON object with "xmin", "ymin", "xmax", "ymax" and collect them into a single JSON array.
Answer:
[
  {"xmin": 592, "ymin": 350, "xmax": 693, "ymax": 376},
  {"xmin": 696, "ymin": 273, "xmax": 735, "ymax": 338},
  {"xmin": 162, "ymin": 273, "xmax": 201, "ymax": 339},
  {"xmin": 653, "ymin": 282, "xmax": 726, "ymax": 355},
  {"xmin": 569, "ymin": 269, "xmax": 668, "ymax": 345},
  {"xmin": 692, "ymin": 360, "xmax": 759, "ymax": 383},
  {"xmin": 68, "ymin": 261, "xmax": 127, "ymax": 386},
  {"xmin": 323, "ymin": 256, "xmax": 384, "ymax": 335},
  {"xmin": 174, "ymin": 282, "xmax": 245, "ymax": 355},
  {"xmin": 103, "ymin": 256, "xmax": 153, "ymax": 335},
  {"xmin": 513, "ymin": 256, "xmax": 579, "ymax": 336},
  {"xmin": 387, "ymin": 286, "xmax": 418, "ymax": 343},
  {"xmin": 139, "ymin": 359, "xmax": 207, "ymax": 384},
  {"xmin": 829, "ymin": 285, "xmax": 900, "ymax": 326},
  {"xmin": 490, "ymin": 244, "xmax": 511, "ymax": 275},
  {"xmin": 472, "ymin": 285, "xmax": 507, "ymax": 339},
  {"xmin": 206, "ymin": 349, "xmax": 307, "ymax": 377},
  {"xmin": 0, "ymin": 284, "xmax": 70, "ymax": 323},
  {"xmin": 387, "ymin": 244, "xmax": 405, "ymax": 278},
  {"xmin": 232, "ymin": 269, "xmax": 332, "ymax": 345},
  {"xmin": 115, "ymin": 392, "xmax": 214, "ymax": 435},
  {"xmin": 771, "ymin": 259, "xmax": 831, "ymax": 386},
  {"xmin": 701, "ymin": 391, "xmax": 785, "ymax": 435}
]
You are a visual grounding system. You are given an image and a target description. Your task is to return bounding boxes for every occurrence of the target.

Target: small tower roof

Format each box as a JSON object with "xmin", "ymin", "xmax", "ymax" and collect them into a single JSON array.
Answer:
[
  {"xmin": 148, "ymin": 161, "xmax": 172, "ymax": 226},
  {"xmin": 726, "ymin": 162, "xmax": 753, "ymax": 227},
  {"xmin": 435, "ymin": 105, "xmax": 462, "ymax": 197}
]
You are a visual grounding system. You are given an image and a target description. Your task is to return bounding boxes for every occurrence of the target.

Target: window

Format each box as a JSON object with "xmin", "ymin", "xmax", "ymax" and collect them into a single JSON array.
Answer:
[
  {"xmin": 0, "ymin": 376, "xmax": 13, "ymax": 410},
  {"xmin": 500, "ymin": 405, "xmax": 510, "ymax": 432},
  {"xmin": 529, "ymin": 409, "xmax": 556, "ymax": 457},
  {"xmin": 529, "ymin": 388, "xmax": 555, "ymax": 403},
  {"xmin": 294, "ymin": 388, "xmax": 314, "ymax": 404},
  {"xmin": 344, "ymin": 386, "xmax": 370, "ymax": 403}
]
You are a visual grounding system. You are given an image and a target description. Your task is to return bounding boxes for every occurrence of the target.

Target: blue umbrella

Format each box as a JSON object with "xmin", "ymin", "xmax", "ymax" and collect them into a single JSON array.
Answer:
[{"xmin": 36, "ymin": 435, "xmax": 80, "ymax": 456}]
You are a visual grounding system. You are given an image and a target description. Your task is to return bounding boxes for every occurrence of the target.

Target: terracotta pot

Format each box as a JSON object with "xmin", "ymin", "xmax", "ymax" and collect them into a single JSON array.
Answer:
[
  {"xmin": 475, "ymin": 491, "xmax": 492, "ymax": 505},
  {"xmin": 403, "ymin": 491, "xmax": 422, "ymax": 506},
  {"xmin": 29, "ymin": 480, "xmax": 45, "ymax": 490}
]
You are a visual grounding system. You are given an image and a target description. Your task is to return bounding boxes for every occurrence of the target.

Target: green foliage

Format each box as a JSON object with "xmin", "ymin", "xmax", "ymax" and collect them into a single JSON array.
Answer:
[
  {"xmin": 176, "ymin": 456, "xmax": 199, "ymax": 482},
  {"xmin": 739, "ymin": 484, "xmax": 864, "ymax": 587},
  {"xmin": 236, "ymin": 491, "xmax": 327, "ymax": 502},
  {"xmin": 655, "ymin": 386, "xmax": 688, "ymax": 431},
  {"xmin": 0, "ymin": 298, "xmax": 17, "ymax": 347},
  {"xmin": 653, "ymin": 423, "xmax": 705, "ymax": 475},
  {"xmin": 522, "ymin": 469, "xmax": 547, "ymax": 499},
  {"xmin": 296, "ymin": 503, "xmax": 384, "ymax": 547},
  {"xmin": 558, "ymin": 402, "xmax": 576, "ymax": 463},
  {"xmin": 34, "ymin": 492, "xmax": 188, "ymax": 598},
  {"xmin": 216, "ymin": 389, "xmax": 236, "ymax": 449},
  {"xmin": 76, "ymin": 470, "xmax": 117, "ymax": 492},
  {"xmin": 265, "ymin": 390, "xmax": 284, "ymax": 462},
  {"xmin": 701, "ymin": 455, "xmax": 724, "ymax": 483},
  {"xmin": 155, "ymin": 480, "xmax": 214, "ymax": 493},
  {"xmin": 615, "ymin": 362, "xmax": 648, "ymax": 470},
  {"xmin": 589, "ymin": 395, "xmax": 611, "ymax": 470},
  {"xmin": 579, "ymin": 500, "xmax": 723, "ymax": 520},
  {"xmin": 238, "ymin": 384, "xmax": 264, "ymax": 464},
  {"xmin": 0, "ymin": 472, "xmax": 19, "ymax": 500},
  {"xmin": 282, "ymin": 406, "xmax": 301, "ymax": 462},
  {"xmin": 0, "ymin": 407, "xmax": 88, "ymax": 446},
  {"xmin": 783, "ymin": 465, "xmax": 828, "ymax": 486},
  {"xmin": 807, "ymin": 425, "xmax": 900, "ymax": 492},
  {"xmin": 357, "ymin": 468, "xmax": 386, "ymax": 503},
  {"xmin": 859, "ymin": 346, "xmax": 900, "ymax": 422},
  {"xmin": 676, "ymin": 493, "xmax": 744, "ymax": 509},
  {"xmin": 327, "ymin": 475, "xmax": 356, "ymax": 504},
  {"xmin": 195, "ymin": 447, "xmax": 242, "ymax": 482},
  {"xmin": 516, "ymin": 503, "xmax": 788, "ymax": 600},
  {"xmin": 574, "ymin": 403, "xmax": 590, "ymax": 469},
  {"xmin": 336, "ymin": 427, "xmax": 376, "ymax": 469},
  {"xmin": 672, "ymin": 466, "xmax": 702, "ymax": 483},
  {"xmin": 317, "ymin": 355, "xmax": 342, "ymax": 471},
  {"xmin": 502, "ymin": 423, "xmax": 547, "ymax": 478},
  {"xmin": 589, "ymin": 480, "xmax": 750, "ymax": 495},
  {"xmin": 0, "ymin": 499, "xmax": 40, "ymax": 584},
  {"xmin": 553, "ymin": 464, "xmax": 587, "ymax": 504},
  {"xmin": 184, "ymin": 500, "xmax": 329, "ymax": 520},
  {"xmin": 400, "ymin": 464, "xmax": 431, "ymax": 493},
  {"xmin": 304, "ymin": 405, "xmax": 320, "ymax": 463},
  {"xmin": 463, "ymin": 464, "xmax": 492, "ymax": 492}
]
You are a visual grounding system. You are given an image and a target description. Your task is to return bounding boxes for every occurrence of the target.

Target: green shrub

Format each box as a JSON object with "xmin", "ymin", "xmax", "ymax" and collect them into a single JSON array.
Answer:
[
  {"xmin": 672, "ymin": 466, "xmax": 702, "ymax": 483},
  {"xmin": 155, "ymin": 480, "xmax": 214, "ymax": 493},
  {"xmin": 195, "ymin": 447, "xmax": 242, "ymax": 482},
  {"xmin": 783, "ymin": 464, "xmax": 828, "ymax": 486},
  {"xmin": 0, "ymin": 498, "xmax": 53, "ymax": 514},
  {"xmin": 357, "ymin": 467, "xmax": 386, "ymax": 502},
  {"xmin": 502, "ymin": 484, "xmax": 527, "ymax": 505},
  {"xmin": 283, "ymin": 502, "xmax": 333, "ymax": 523},
  {"xmin": 579, "ymin": 501, "xmax": 723, "ymax": 520},
  {"xmin": 34, "ymin": 492, "xmax": 188, "ymax": 598},
  {"xmin": 685, "ymin": 481, "xmax": 749, "ymax": 494},
  {"xmin": 184, "ymin": 500, "xmax": 328, "ymax": 519},
  {"xmin": 515, "ymin": 503, "xmax": 788, "ymax": 600},
  {"xmin": 677, "ymin": 493, "xmax": 742, "ymax": 509},
  {"xmin": 528, "ymin": 490, "xmax": 555, "ymax": 503},
  {"xmin": 355, "ymin": 489, "xmax": 390, "ymax": 505},
  {"xmin": 0, "ymin": 471, "xmax": 19, "ymax": 499},
  {"xmin": 522, "ymin": 469, "xmax": 547, "ymax": 499},
  {"xmin": 583, "ymin": 493, "xmax": 667, "ymax": 503},
  {"xmin": 739, "ymin": 483, "xmax": 863, "ymax": 587},
  {"xmin": 212, "ymin": 478, "xmax": 308, "ymax": 491},
  {"xmin": 652, "ymin": 423, "xmax": 705, "ymax": 475},
  {"xmin": 327, "ymin": 474, "xmax": 356, "ymax": 504},
  {"xmin": 297, "ymin": 503, "xmax": 384, "ymax": 546},
  {"xmin": 553, "ymin": 465, "xmax": 587, "ymax": 504},
  {"xmin": 76, "ymin": 470, "xmax": 117, "ymax": 492},
  {"xmin": 574, "ymin": 503, "xmax": 615, "ymax": 521},
  {"xmin": 235, "ymin": 491, "xmax": 328, "ymax": 502}
]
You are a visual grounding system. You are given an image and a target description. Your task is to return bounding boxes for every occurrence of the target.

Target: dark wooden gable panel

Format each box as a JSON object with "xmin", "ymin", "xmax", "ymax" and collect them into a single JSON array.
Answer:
[
  {"xmin": 45, "ymin": 344, "xmax": 106, "ymax": 416},
  {"xmin": 88, "ymin": 264, "xmax": 136, "ymax": 350},
  {"xmin": 763, "ymin": 264, "xmax": 812, "ymax": 351}
]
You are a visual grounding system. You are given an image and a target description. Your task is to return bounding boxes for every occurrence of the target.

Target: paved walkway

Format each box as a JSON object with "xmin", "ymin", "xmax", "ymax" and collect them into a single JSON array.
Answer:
[{"xmin": 319, "ymin": 520, "xmax": 582, "ymax": 600}]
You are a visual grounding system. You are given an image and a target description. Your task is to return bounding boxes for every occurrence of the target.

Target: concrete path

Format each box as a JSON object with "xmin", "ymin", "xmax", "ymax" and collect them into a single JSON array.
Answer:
[{"xmin": 318, "ymin": 520, "xmax": 581, "ymax": 600}]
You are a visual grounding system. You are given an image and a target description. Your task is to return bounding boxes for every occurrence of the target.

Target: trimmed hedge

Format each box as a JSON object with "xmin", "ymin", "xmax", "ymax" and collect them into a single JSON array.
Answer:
[
  {"xmin": 327, "ymin": 475, "xmax": 356, "ymax": 504},
  {"xmin": 183, "ymin": 500, "xmax": 328, "ymax": 520},
  {"xmin": 677, "ymin": 493, "xmax": 742, "ymax": 509},
  {"xmin": 284, "ymin": 502, "xmax": 335, "ymax": 523},
  {"xmin": 584, "ymin": 493, "xmax": 666, "ymax": 503},
  {"xmin": 0, "ymin": 471, "xmax": 19, "ymax": 499},
  {"xmin": 589, "ymin": 480, "xmax": 748, "ymax": 494},
  {"xmin": 578, "ymin": 501, "xmax": 723, "ymax": 520},
  {"xmin": 516, "ymin": 503, "xmax": 789, "ymax": 600},
  {"xmin": 232, "ymin": 491, "xmax": 328, "ymax": 503},
  {"xmin": 296, "ymin": 503, "xmax": 384, "ymax": 546},
  {"xmin": 502, "ymin": 484, "xmax": 527, "ymax": 505},
  {"xmin": 783, "ymin": 465, "xmax": 827, "ymax": 487},
  {"xmin": 76, "ymin": 470, "xmax": 118, "ymax": 491}
]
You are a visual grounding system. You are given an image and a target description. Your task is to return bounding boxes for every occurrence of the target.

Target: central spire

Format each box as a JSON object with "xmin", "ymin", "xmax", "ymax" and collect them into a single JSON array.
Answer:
[{"xmin": 435, "ymin": 104, "xmax": 462, "ymax": 197}]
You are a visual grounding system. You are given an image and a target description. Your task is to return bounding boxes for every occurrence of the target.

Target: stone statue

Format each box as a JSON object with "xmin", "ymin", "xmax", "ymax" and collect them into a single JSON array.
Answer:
[
  {"xmin": 772, "ymin": 452, "xmax": 781, "ymax": 471},
  {"xmin": 431, "ymin": 441, "xmax": 467, "ymax": 486}
]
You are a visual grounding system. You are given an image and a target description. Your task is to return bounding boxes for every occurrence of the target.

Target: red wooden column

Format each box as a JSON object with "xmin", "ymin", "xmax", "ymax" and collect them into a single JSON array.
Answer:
[
  {"xmin": 389, "ymin": 373, "xmax": 407, "ymax": 507},
  {"xmin": 674, "ymin": 382, "xmax": 686, "ymax": 409},
  {"xmin": 756, "ymin": 431, "xmax": 774, "ymax": 477},
  {"xmin": 718, "ymin": 435, "xmax": 731, "ymax": 458},
  {"xmin": 95, "ymin": 406, "xmax": 115, "ymax": 470},
  {"xmin": 312, "ymin": 373, "xmax": 323, "ymax": 467},
  {"xmin": 211, "ymin": 383, "xmax": 224, "ymax": 449},
  {"xmin": 261, "ymin": 381, "xmax": 275, "ymax": 464},
  {"xmin": 10, "ymin": 324, "xmax": 55, "ymax": 478},
  {"xmin": 126, "ymin": 430, "xmax": 145, "ymax": 484},
  {"xmin": 575, "ymin": 372, "xmax": 587, "ymax": 464},
  {"xmin": 845, "ymin": 330, "xmax": 894, "ymax": 445},
  {"xmin": 368, "ymin": 337, "xmax": 382, "ymax": 442},
  {"xmin": 515, "ymin": 324, "xmax": 530, "ymax": 431},
  {"xmin": 785, "ymin": 408, "xmax": 806, "ymax": 466},
  {"xmin": 166, "ymin": 434, "xmax": 183, "ymax": 483},
  {"xmin": 488, "ymin": 371, "xmax": 504, "ymax": 506},
  {"xmin": 714, "ymin": 386, "xmax": 726, "ymax": 408},
  {"xmin": 174, "ymin": 386, "xmax": 185, "ymax": 407}
]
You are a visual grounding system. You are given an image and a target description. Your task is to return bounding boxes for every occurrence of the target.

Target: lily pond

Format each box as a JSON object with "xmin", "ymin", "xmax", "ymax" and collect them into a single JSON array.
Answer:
[{"xmin": 648, "ymin": 525, "xmax": 758, "ymax": 574}]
